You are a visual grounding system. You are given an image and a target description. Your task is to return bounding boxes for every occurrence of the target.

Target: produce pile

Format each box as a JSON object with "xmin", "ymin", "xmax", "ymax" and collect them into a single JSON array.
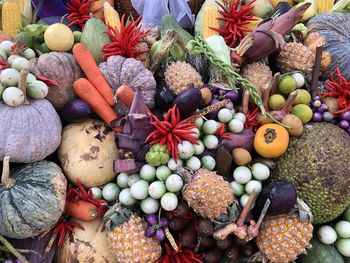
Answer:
[{"xmin": 0, "ymin": 0, "xmax": 350, "ymax": 262}]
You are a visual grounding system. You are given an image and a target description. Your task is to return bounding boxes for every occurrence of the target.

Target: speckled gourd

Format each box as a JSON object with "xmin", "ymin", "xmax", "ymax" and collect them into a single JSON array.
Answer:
[
  {"xmin": 0, "ymin": 69, "xmax": 62, "ymax": 163},
  {"xmin": 0, "ymin": 157, "xmax": 67, "ymax": 239},
  {"xmin": 305, "ymin": 12, "xmax": 350, "ymax": 79},
  {"xmin": 29, "ymin": 52, "xmax": 83, "ymax": 109},
  {"xmin": 99, "ymin": 55, "xmax": 156, "ymax": 116}
]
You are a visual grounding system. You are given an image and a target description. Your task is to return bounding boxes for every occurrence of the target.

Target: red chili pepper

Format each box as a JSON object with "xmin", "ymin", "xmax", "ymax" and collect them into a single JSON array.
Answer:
[{"xmin": 36, "ymin": 75, "xmax": 59, "ymax": 87}]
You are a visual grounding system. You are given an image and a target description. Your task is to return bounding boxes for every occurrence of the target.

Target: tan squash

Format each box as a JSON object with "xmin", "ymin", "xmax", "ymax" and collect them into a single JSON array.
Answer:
[
  {"xmin": 58, "ymin": 119, "xmax": 119, "ymax": 187},
  {"xmin": 54, "ymin": 218, "xmax": 117, "ymax": 263}
]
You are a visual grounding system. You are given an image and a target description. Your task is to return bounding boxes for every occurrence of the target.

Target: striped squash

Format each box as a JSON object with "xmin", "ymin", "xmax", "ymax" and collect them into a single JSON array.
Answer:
[{"xmin": 0, "ymin": 158, "xmax": 67, "ymax": 239}]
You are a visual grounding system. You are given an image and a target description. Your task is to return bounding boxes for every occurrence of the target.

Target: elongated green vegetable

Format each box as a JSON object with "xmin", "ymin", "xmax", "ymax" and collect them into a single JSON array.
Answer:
[{"xmin": 332, "ymin": 0, "xmax": 350, "ymax": 11}]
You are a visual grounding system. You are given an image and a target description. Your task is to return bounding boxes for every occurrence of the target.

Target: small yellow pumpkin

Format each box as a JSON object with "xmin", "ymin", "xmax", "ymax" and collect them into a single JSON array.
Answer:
[{"xmin": 254, "ymin": 124, "xmax": 289, "ymax": 158}]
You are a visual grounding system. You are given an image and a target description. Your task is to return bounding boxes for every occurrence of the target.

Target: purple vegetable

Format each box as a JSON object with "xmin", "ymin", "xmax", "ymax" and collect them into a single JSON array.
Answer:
[
  {"xmin": 217, "ymin": 89, "xmax": 228, "ymax": 96},
  {"xmin": 159, "ymin": 217, "xmax": 170, "ymax": 228},
  {"xmin": 340, "ymin": 111, "xmax": 350, "ymax": 121},
  {"xmin": 157, "ymin": 87, "xmax": 175, "ymax": 109},
  {"xmin": 313, "ymin": 96, "xmax": 320, "ymax": 101},
  {"xmin": 113, "ymin": 159, "xmax": 141, "ymax": 174},
  {"xmin": 155, "ymin": 228, "xmax": 165, "ymax": 241},
  {"xmin": 145, "ymin": 226, "xmax": 156, "ymax": 237},
  {"xmin": 346, "ymin": 127, "xmax": 350, "ymax": 135},
  {"xmin": 172, "ymin": 86, "xmax": 202, "ymax": 119},
  {"xmin": 225, "ymin": 101, "xmax": 234, "ymax": 110},
  {"xmin": 144, "ymin": 214, "xmax": 158, "ymax": 225},
  {"xmin": 318, "ymin": 103, "xmax": 328, "ymax": 113},
  {"xmin": 255, "ymin": 181, "xmax": 297, "ymax": 216},
  {"xmin": 221, "ymin": 129, "xmax": 255, "ymax": 152},
  {"xmin": 60, "ymin": 99, "xmax": 92, "ymax": 122},
  {"xmin": 339, "ymin": 120, "xmax": 349, "ymax": 129},
  {"xmin": 225, "ymin": 91, "xmax": 239, "ymax": 102},
  {"xmin": 14, "ymin": 260, "xmax": 23, "ymax": 263},
  {"xmin": 322, "ymin": 112, "xmax": 334, "ymax": 122},
  {"xmin": 206, "ymin": 97, "xmax": 221, "ymax": 119},
  {"xmin": 312, "ymin": 112, "xmax": 322, "ymax": 122}
]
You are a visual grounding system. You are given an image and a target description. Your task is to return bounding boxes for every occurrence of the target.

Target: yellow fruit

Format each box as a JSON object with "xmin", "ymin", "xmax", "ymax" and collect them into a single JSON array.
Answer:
[
  {"xmin": 44, "ymin": 23, "xmax": 74, "ymax": 52},
  {"xmin": 293, "ymin": 89, "xmax": 311, "ymax": 105},
  {"xmin": 291, "ymin": 104, "xmax": 313, "ymax": 124},
  {"xmin": 270, "ymin": 0, "xmax": 293, "ymax": 8},
  {"xmin": 269, "ymin": 94, "xmax": 286, "ymax": 110}
]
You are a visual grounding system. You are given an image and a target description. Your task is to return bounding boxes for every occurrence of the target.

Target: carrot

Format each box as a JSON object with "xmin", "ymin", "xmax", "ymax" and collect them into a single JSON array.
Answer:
[
  {"xmin": 72, "ymin": 43, "xmax": 115, "ymax": 107},
  {"xmin": 66, "ymin": 199, "xmax": 98, "ymax": 222},
  {"xmin": 73, "ymin": 78, "xmax": 122, "ymax": 132},
  {"xmin": 116, "ymin": 84, "xmax": 151, "ymax": 113}
]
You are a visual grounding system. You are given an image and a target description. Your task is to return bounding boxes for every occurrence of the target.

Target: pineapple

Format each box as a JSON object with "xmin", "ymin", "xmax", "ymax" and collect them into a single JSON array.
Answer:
[
  {"xmin": 241, "ymin": 62, "xmax": 273, "ymax": 97},
  {"xmin": 276, "ymin": 42, "xmax": 315, "ymax": 74},
  {"xmin": 104, "ymin": 204, "xmax": 162, "ymax": 263},
  {"xmin": 181, "ymin": 168, "xmax": 234, "ymax": 220},
  {"xmin": 164, "ymin": 61, "xmax": 203, "ymax": 95},
  {"xmin": 256, "ymin": 214, "xmax": 313, "ymax": 263}
]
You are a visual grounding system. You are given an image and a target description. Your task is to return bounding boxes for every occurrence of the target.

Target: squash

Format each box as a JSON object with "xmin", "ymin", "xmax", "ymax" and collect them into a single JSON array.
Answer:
[
  {"xmin": 54, "ymin": 218, "xmax": 117, "ymax": 263},
  {"xmin": 0, "ymin": 157, "xmax": 67, "ymax": 239},
  {"xmin": 29, "ymin": 52, "xmax": 83, "ymax": 109},
  {"xmin": 99, "ymin": 55, "xmax": 156, "ymax": 116},
  {"xmin": 304, "ymin": 12, "xmax": 350, "ymax": 79},
  {"xmin": 254, "ymin": 124, "xmax": 289, "ymax": 158},
  {"xmin": 58, "ymin": 119, "xmax": 119, "ymax": 187},
  {"xmin": 0, "ymin": 70, "xmax": 62, "ymax": 163},
  {"xmin": 80, "ymin": 16, "xmax": 111, "ymax": 64}
]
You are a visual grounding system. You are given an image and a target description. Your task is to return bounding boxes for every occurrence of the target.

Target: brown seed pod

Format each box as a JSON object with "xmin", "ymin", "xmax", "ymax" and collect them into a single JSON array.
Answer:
[
  {"xmin": 216, "ymin": 237, "xmax": 233, "ymax": 250},
  {"xmin": 204, "ymin": 247, "xmax": 225, "ymax": 263},
  {"xmin": 225, "ymin": 245, "xmax": 240, "ymax": 261},
  {"xmin": 198, "ymin": 218, "xmax": 214, "ymax": 237},
  {"xmin": 241, "ymin": 242, "xmax": 254, "ymax": 257},
  {"xmin": 169, "ymin": 217, "xmax": 191, "ymax": 231},
  {"xmin": 181, "ymin": 223, "xmax": 197, "ymax": 248},
  {"xmin": 199, "ymin": 235, "xmax": 216, "ymax": 248},
  {"xmin": 174, "ymin": 201, "xmax": 191, "ymax": 218}
]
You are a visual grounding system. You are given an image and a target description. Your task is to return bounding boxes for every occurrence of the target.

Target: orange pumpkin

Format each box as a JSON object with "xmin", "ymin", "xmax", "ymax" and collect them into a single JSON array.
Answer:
[{"xmin": 254, "ymin": 124, "xmax": 289, "ymax": 158}]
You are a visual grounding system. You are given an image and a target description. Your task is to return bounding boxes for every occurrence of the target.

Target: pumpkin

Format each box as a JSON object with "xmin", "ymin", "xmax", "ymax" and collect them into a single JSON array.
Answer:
[
  {"xmin": 54, "ymin": 218, "xmax": 117, "ymax": 263},
  {"xmin": 0, "ymin": 157, "xmax": 67, "ymax": 239},
  {"xmin": 304, "ymin": 12, "xmax": 350, "ymax": 79},
  {"xmin": 29, "ymin": 52, "xmax": 83, "ymax": 109},
  {"xmin": 99, "ymin": 55, "xmax": 156, "ymax": 116},
  {"xmin": 58, "ymin": 119, "xmax": 119, "ymax": 187},
  {"xmin": 254, "ymin": 124, "xmax": 289, "ymax": 158},
  {"xmin": 0, "ymin": 70, "xmax": 62, "ymax": 163}
]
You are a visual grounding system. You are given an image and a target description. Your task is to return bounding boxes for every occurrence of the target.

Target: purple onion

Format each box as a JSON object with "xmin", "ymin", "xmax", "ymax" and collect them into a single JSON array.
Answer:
[
  {"xmin": 155, "ymin": 228, "xmax": 165, "ymax": 241},
  {"xmin": 313, "ymin": 96, "xmax": 320, "ymax": 101},
  {"xmin": 312, "ymin": 112, "xmax": 322, "ymax": 122},
  {"xmin": 340, "ymin": 111, "xmax": 350, "ymax": 121},
  {"xmin": 322, "ymin": 112, "xmax": 334, "ymax": 122},
  {"xmin": 145, "ymin": 226, "xmax": 156, "ymax": 237},
  {"xmin": 313, "ymin": 100, "xmax": 321, "ymax": 108},
  {"xmin": 225, "ymin": 101, "xmax": 234, "ymax": 110},
  {"xmin": 339, "ymin": 120, "xmax": 350, "ymax": 129},
  {"xmin": 318, "ymin": 103, "xmax": 328, "ymax": 113},
  {"xmin": 225, "ymin": 91, "xmax": 239, "ymax": 102},
  {"xmin": 144, "ymin": 215, "xmax": 158, "ymax": 225},
  {"xmin": 159, "ymin": 217, "xmax": 170, "ymax": 228},
  {"xmin": 217, "ymin": 89, "xmax": 228, "ymax": 96}
]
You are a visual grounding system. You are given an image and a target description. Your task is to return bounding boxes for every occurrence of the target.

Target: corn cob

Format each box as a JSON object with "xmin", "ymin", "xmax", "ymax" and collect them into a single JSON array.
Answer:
[
  {"xmin": 103, "ymin": 1, "xmax": 121, "ymax": 30},
  {"xmin": 317, "ymin": 0, "xmax": 334, "ymax": 14},
  {"xmin": 202, "ymin": 5, "xmax": 220, "ymax": 39},
  {"xmin": 2, "ymin": 0, "xmax": 22, "ymax": 37}
]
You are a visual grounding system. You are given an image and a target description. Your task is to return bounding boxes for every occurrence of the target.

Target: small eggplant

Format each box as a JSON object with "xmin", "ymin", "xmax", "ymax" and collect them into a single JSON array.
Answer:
[
  {"xmin": 204, "ymin": 247, "xmax": 225, "ymax": 263},
  {"xmin": 169, "ymin": 217, "xmax": 191, "ymax": 231},
  {"xmin": 273, "ymin": 1, "xmax": 292, "ymax": 16},
  {"xmin": 225, "ymin": 245, "xmax": 240, "ymax": 261},
  {"xmin": 172, "ymin": 86, "xmax": 202, "ymax": 119},
  {"xmin": 156, "ymin": 87, "xmax": 175, "ymax": 109},
  {"xmin": 198, "ymin": 218, "xmax": 214, "ymax": 237},
  {"xmin": 60, "ymin": 99, "xmax": 92, "ymax": 122},
  {"xmin": 255, "ymin": 181, "xmax": 297, "ymax": 217},
  {"xmin": 174, "ymin": 201, "xmax": 191, "ymax": 218},
  {"xmin": 216, "ymin": 237, "xmax": 233, "ymax": 250}
]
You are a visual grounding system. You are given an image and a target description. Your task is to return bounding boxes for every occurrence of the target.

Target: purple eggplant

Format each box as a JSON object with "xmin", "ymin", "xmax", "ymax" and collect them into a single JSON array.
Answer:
[
  {"xmin": 255, "ymin": 181, "xmax": 297, "ymax": 216},
  {"xmin": 172, "ymin": 86, "xmax": 202, "ymax": 119},
  {"xmin": 221, "ymin": 129, "xmax": 255, "ymax": 152},
  {"xmin": 156, "ymin": 87, "xmax": 175, "ymax": 109},
  {"xmin": 60, "ymin": 99, "xmax": 92, "ymax": 122}
]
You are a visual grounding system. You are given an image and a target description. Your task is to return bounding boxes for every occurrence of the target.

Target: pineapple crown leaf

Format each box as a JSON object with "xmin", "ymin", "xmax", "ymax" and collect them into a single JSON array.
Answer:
[{"xmin": 103, "ymin": 203, "xmax": 134, "ymax": 231}]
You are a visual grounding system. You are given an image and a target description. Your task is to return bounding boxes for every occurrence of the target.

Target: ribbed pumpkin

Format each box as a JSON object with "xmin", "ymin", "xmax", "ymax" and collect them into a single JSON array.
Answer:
[
  {"xmin": 0, "ymin": 157, "xmax": 67, "ymax": 239},
  {"xmin": 305, "ymin": 12, "xmax": 350, "ymax": 79},
  {"xmin": 0, "ymin": 70, "xmax": 62, "ymax": 163},
  {"xmin": 99, "ymin": 55, "xmax": 156, "ymax": 116}
]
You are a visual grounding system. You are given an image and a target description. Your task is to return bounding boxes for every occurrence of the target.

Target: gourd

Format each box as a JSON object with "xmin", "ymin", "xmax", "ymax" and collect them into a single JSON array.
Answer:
[
  {"xmin": 58, "ymin": 119, "xmax": 119, "ymax": 188},
  {"xmin": 80, "ymin": 16, "xmax": 111, "ymax": 64},
  {"xmin": 0, "ymin": 69, "xmax": 62, "ymax": 163},
  {"xmin": 253, "ymin": 123, "xmax": 289, "ymax": 158},
  {"xmin": 304, "ymin": 12, "xmax": 350, "ymax": 79},
  {"xmin": 29, "ymin": 52, "xmax": 83, "ymax": 109},
  {"xmin": 99, "ymin": 55, "xmax": 156, "ymax": 116},
  {"xmin": 0, "ymin": 157, "xmax": 67, "ymax": 239},
  {"xmin": 54, "ymin": 219, "xmax": 117, "ymax": 263}
]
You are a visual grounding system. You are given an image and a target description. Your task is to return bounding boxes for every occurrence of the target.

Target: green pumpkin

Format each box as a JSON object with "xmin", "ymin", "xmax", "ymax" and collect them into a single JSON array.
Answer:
[{"xmin": 0, "ymin": 157, "xmax": 67, "ymax": 239}]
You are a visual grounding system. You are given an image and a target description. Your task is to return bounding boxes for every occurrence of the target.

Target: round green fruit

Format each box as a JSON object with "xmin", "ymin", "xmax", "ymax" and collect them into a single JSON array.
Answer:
[
  {"xmin": 291, "ymin": 104, "xmax": 313, "ymax": 124},
  {"xmin": 269, "ymin": 94, "xmax": 286, "ymax": 110},
  {"xmin": 278, "ymin": 75, "xmax": 297, "ymax": 94},
  {"xmin": 73, "ymin": 31, "xmax": 82, "ymax": 43},
  {"xmin": 293, "ymin": 89, "xmax": 311, "ymax": 105}
]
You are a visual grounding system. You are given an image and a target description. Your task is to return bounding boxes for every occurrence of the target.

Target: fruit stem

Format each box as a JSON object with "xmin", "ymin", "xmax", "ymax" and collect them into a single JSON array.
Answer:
[
  {"xmin": 19, "ymin": 69, "xmax": 30, "ymax": 105},
  {"xmin": 236, "ymin": 190, "xmax": 259, "ymax": 227},
  {"xmin": 281, "ymin": 90, "xmax": 298, "ymax": 113},
  {"xmin": 1, "ymin": 156, "xmax": 11, "ymax": 189}
]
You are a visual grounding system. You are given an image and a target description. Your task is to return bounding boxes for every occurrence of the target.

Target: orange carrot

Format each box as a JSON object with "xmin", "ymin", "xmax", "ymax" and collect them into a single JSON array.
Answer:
[
  {"xmin": 66, "ymin": 200, "xmax": 99, "ymax": 222},
  {"xmin": 73, "ymin": 43, "xmax": 115, "ymax": 107},
  {"xmin": 116, "ymin": 84, "xmax": 151, "ymax": 113},
  {"xmin": 73, "ymin": 78, "xmax": 122, "ymax": 132}
]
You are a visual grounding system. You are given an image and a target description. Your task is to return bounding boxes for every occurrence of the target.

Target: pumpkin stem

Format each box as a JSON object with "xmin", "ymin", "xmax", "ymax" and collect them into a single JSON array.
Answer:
[
  {"xmin": 0, "ymin": 235, "xmax": 30, "ymax": 263},
  {"xmin": 281, "ymin": 90, "xmax": 298, "ymax": 113},
  {"xmin": 1, "ymin": 156, "xmax": 11, "ymax": 189},
  {"xmin": 19, "ymin": 69, "xmax": 30, "ymax": 105}
]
